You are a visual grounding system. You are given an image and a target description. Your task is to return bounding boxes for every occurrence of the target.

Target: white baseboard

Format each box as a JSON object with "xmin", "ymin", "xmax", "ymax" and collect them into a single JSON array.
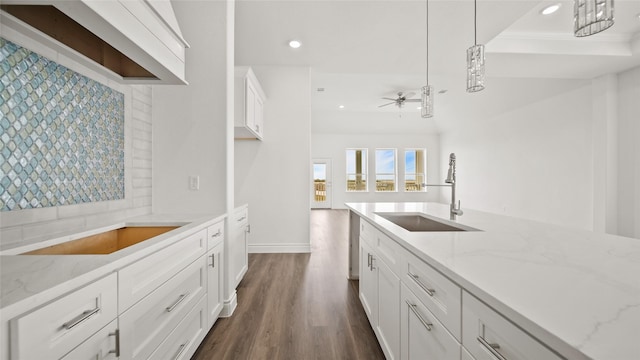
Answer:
[
  {"xmin": 220, "ymin": 291, "xmax": 237, "ymax": 318},
  {"xmin": 248, "ymin": 243, "xmax": 311, "ymax": 253}
]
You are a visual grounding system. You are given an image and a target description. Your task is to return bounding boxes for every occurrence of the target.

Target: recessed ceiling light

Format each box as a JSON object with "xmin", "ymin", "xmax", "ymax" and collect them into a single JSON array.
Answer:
[
  {"xmin": 541, "ymin": 3, "xmax": 561, "ymax": 15},
  {"xmin": 338, "ymin": 105, "xmax": 345, "ymax": 109},
  {"xmin": 289, "ymin": 40, "xmax": 301, "ymax": 49}
]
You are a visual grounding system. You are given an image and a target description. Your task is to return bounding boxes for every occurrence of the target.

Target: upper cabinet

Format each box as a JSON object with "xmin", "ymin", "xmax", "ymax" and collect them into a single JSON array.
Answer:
[
  {"xmin": 235, "ymin": 66, "xmax": 266, "ymax": 140},
  {"xmin": 0, "ymin": 0, "xmax": 190, "ymax": 84}
]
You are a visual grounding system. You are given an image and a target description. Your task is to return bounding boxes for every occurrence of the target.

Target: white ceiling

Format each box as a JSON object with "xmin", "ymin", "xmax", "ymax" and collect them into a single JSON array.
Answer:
[{"xmin": 235, "ymin": 0, "xmax": 640, "ymax": 134}]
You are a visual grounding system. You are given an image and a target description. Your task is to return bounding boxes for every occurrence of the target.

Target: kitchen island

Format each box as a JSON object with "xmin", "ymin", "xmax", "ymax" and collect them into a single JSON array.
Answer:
[{"xmin": 347, "ymin": 202, "xmax": 640, "ymax": 360}]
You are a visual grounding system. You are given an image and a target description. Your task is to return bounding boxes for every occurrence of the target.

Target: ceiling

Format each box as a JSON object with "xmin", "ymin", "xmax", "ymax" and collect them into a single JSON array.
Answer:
[{"xmin": 235, "ymin": 0, "xmax": 640, "ymax": 134}]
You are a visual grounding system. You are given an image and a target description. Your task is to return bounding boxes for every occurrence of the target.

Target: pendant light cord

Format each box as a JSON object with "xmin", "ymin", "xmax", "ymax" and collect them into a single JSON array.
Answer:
[
  {"xmin": 474, "ymin": 0, "xmax": 477, "ymax": 46},
  {"xmin": 425, "ymin": 0, "xmax": 429, "ymax": 85}
]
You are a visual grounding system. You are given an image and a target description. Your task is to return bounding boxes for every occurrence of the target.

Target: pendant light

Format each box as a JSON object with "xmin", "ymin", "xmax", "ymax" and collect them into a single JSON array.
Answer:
[
  {"xmin": 466, "ymin": 0, "xmax": 485, "ymax": 92},
  {"xmin": 421, "ymin": 0, "xmax": 434, "ymax": 118},
  {"xmin": 574, "ymin": 0, "xmax": 614, "ymax": 37}
]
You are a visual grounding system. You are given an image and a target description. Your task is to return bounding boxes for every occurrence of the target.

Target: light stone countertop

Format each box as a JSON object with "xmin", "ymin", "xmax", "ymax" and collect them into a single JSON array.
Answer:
[
  {"xmin": 346, "ymin": 202, "xmax": 640, "ymax": 360},
  {"xmin": 0, "ymin": 213, "xmax": 226, "ymax": 320}
]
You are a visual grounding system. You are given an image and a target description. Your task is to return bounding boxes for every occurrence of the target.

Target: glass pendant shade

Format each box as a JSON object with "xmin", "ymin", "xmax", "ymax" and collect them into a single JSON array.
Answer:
[
  {"xmin": 466, "ymin": 44, "xmax": 485, "ymax": 93},
  {"xmin": 574, "ymin": 0, "xmax": 614, "ymax": 37},
  {"xmin": 421, "ymin": 85, "xmax": 434, "ymax": 118}
]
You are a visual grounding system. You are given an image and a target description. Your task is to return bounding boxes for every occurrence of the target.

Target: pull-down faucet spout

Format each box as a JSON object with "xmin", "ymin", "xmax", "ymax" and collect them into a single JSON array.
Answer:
[{"xmin": 422, "ymin": 153, "xmax": 463, "ymax": 220}]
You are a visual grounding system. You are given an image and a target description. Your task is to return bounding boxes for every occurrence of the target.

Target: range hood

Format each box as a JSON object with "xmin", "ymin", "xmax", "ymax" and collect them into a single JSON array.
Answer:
[{"xmin": 1, "ymin": 0, "xmax": 189, "ymax": 84}]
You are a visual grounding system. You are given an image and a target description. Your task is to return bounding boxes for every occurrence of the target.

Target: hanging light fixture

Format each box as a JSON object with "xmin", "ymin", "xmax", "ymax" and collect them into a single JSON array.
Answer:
[
  {"xmin": 574, "ymin": 0, "xmax": 614, "ymax": 37},
  {"xmin": 421, "ymin": 0, "xmax": 434, "ymax": 118},
  {"xmin": 466, "ymin": 0, "xmax": 485, "ymax": 92}
]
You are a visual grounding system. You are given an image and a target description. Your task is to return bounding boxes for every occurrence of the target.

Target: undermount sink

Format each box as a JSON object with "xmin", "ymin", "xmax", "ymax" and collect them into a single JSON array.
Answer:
[
  {"xmin": 22, "ymin": 226, "xmax": 180, "ymax": 255},
  {"xmin": 375, "ymin": 213, "xmax": 479, "ymax": 232}
]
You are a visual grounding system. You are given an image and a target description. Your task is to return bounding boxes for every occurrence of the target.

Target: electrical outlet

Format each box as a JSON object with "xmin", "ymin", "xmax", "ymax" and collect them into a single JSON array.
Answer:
[{"xmin": 189, "ymin": 176, "xmax": 200, "ymax": 190}]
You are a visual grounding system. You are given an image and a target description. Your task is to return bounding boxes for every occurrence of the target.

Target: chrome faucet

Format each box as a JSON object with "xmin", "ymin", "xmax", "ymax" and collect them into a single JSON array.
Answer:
[{"xmin": 423, "ymin": 153, "xmax": 463, "ymax": 220}]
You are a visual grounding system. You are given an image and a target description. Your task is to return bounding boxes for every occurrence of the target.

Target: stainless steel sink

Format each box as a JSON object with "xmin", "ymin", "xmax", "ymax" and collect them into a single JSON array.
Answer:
[{"xmin": 375, "ymin": 213, "xmax": 479, "ymax": 232}]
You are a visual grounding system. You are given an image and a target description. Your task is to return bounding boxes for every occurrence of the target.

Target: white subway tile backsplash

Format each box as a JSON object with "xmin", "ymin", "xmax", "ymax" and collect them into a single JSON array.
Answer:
[
  {"xmin": 0, "ymin": 207, "xmax": 58, "ymax": 228},
  {"xmin": 133, "ymin": 178, "xmax": 152, "ymax": 188},
  {"xmin": 57, "ymin": 202, "xmax": 110, "ymax": 219},
  {"xmin": 22, "ymin": 217, "xmax": 86, "ymax": 242}
]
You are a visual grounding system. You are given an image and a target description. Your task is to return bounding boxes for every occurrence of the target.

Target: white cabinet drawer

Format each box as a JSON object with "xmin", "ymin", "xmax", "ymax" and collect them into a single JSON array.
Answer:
[
  {"xmin": 400, "ymin": 283, "xmax": 460, "ymax": 360},
  {"xmin": 9, "ymin": 273, "xmax": 117, "ymax": 360},
  {"xmin": 375, "ymin": 230, "xmax": 404, "ymax": 275},
  {"xmin": 360, "ymin": 218, "xmax": 375, "ymax": 245},
  {"xmin": 207, "ymin": 220, "xmax": 225, "ymax": 249},
  {"xmin": 119, "ymin": 257, "xmax": 206, "ymax": 360},
  {"xmin": 462, "ymin": 291, "xmax": 562, "ymax": 360},
  {"xmin": 233, "ymin": 207, "xmax": 248, "ymax": 227},
  {"xmin": 148, "ymin": 295, "xmax": 207, "ymax": 360},
  {"xmin": 403, "ymin": 251, "xmax": 461, "ymax": 341},
  {"xmin": 61, "ymin": 320, "xmax": 118, "ymax": 360},
  {"xmin": 119, "ymin": 229, "xmax": 206, "ymax": 310}
]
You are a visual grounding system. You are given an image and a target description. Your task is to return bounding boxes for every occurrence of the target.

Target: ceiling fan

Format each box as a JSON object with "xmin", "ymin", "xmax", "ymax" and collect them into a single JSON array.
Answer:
[{"xmin": 378, "ymin": 91, "xmax": 421, "ymax": 108}]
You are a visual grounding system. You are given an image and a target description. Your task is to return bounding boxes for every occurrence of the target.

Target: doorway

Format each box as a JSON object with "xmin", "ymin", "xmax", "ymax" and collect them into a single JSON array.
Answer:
[{"xmin": 312, "ymin": 159, "xmax": 332, "ymax": 209}]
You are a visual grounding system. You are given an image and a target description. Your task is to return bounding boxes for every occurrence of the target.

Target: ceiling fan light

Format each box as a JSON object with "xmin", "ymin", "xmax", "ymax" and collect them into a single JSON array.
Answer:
[
  {"xmin": 466, "ymin": 44, "xmax": 485, "ymax": 93},
  {"xmin": 574, "ymin": 0, "xmax": 614, "ymax": 37},
  {"xmin": 421, "ymin": 85, "xmax": 434, "ymax": 118}
]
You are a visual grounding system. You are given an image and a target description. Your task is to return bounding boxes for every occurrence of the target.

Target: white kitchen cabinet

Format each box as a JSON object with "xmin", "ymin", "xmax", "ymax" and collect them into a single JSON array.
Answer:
[
  {"xmin": 119, "ymin": 257, "xmax": 206, "ymax": 360},
  {"xmin": 359, "ymin": 224, "xmax": 400, "ymax": 360},
  {"xmin": 376, "ymin": 254, "xmax": 400, "ymax": 360},
  {"xmin": 60, "ymin": 320, "xmax": 119, "ymax": 360},
  {"xmin": 9, "ymin": 273, "xmax": 118, "ymax": 360},
  {"xmin": 148, "ymin": 296, "xmax": 208, "ymax": 360},
  {"xmin": 359, "ymin": 238, "xmax": 377, "ymax": 323},
  {"xmin": 230, "ymin": 206, "xmax": 249, "ymax": 289},
  {"xmin": 118, "ymin": 229, "xmax": 206, "ymax": 311},
  {"xmin": 403, "ymin": 251, "xmax": 462, "ymax": 341},
  {"xmin": 462, "ymin": 291, "xmax": 562, "ymax": 360},
  {"xmin": 401, "ymin": 283, "xmax": 460, "ymax": 360},
  {"xmin": 235, "ymin": 67, "xmax": 266, "ymax": 140},
  {"xmin": 206, "ymin": 240, "xmax": 224, "ymax": 329}
]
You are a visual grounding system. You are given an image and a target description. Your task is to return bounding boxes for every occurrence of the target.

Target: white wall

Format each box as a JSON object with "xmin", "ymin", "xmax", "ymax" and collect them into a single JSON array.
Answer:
[
  {"xmin": 153, "ymin": 1, "xmax": 231, "ymax": 216},
  {"xmin": 311, "ymin": 133, "xmax": 442, "ymax": 209},
  {"xmin": 617, "ymin": 66, "xmax": 640, "ymax": 239},
  {"xmin": 235, "ymin": 66, "xmax": 311, "ymax": 253},
  {"xmin": 0, "ymin": 27, "xmax": 152, "ymax": 250},
  {"xmin": 440, "ymin": 83, "xmax": 594, "ymax": 230}
]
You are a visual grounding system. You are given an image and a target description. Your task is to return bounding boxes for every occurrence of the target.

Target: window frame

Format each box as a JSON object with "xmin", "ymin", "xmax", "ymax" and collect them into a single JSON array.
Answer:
[
  {"xmin": 404, "ymin": 148, "xmax": 427, "ymax": 192},
  {"xmin": 346, "ymin": 148, "xmax": 368, "ymax": 192},
  {"xmin": 375, "ymin": 148, "xmax": 397, "ymax": 192}
]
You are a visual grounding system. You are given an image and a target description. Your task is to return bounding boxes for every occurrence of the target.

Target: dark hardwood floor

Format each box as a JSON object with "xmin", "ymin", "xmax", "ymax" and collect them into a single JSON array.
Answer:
[{"xmin": 191, "ymin": 209, "xmax": 385, "ymax": 360}]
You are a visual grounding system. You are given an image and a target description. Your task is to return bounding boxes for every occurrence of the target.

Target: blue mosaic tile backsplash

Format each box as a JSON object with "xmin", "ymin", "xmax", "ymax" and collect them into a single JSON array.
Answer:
[{"xmin": 0, "ymin": 38, "xmax": 125, "ymax": 211}]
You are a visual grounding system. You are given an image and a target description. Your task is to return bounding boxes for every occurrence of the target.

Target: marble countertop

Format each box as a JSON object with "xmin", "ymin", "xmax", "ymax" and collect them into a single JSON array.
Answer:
[
  {"xmin": 0, "ymin": 213, "xmax": 226, "ymax": 319},
  {"xmin": 346, "ymin": 202, "xmax": 640, "ymax": 360}
]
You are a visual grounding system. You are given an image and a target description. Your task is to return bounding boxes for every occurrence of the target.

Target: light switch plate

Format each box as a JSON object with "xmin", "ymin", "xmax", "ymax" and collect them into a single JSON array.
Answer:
[{"xmin": 189, "ymin": 176, "xmax": 200, "ymax": 190}]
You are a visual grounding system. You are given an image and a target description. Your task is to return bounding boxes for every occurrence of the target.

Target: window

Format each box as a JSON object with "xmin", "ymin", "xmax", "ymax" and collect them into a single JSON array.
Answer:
[
  {"xmin": 405, "ymin": 149, "xmax": 426, "ymax": 192},
  {"xmin": 375, "ymin": 149, "xmax": 397, "ymax": 192},
  {"xmin": 346, "ymin": 149, "xmax": 367, "ymax": 191}
]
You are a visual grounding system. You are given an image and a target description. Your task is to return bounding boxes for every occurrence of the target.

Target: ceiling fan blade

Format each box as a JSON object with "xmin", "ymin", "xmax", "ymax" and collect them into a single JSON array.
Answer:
[
  {"xmin": 404, "ymin": 99, "xmax": 421, "ymax": 103},
  {"xmin": 381, "ymin": 97, "xmax": 397, "ymax": 101},
  {"xmin": 378, "ymin": 102, "xmax": 396, "ymax": 108},
  {"xmin": 403, "ymin": 91, "xmax": 416, "ymax": 99}
]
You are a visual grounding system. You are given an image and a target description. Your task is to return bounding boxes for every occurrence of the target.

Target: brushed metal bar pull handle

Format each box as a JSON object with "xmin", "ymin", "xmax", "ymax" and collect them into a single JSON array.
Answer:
[
  {"xmin": 108, "ymin": 329, "xmax": 120, "ymax": 357},
  {"xmin": 210, "ymin": 254, "xmax": 215, "ymax": 268},
  {"xmin": 370, "ymin": 255, "xmax": 375, "ymax": 270},
  {"xmin": 407, "ymin": 272, "xmax": 436, "ymax": 297},
  {"xmin": 246, "ymin": 224, "xmax": 251, "ymax": 233},
  {"xmin": 477, "ymin": 336, "xmax": 507, "ymax": 360},
  {"xmin": 171, "ymin": 340, "xmax": 191, "ymax": 360},
  {"xmin": 62, "ymin": 307, "xmax": 100, "ymax": 330},
  {"xmin": 166, "ymin": 292, "xmax": 189, "ymax": 312},
  {"xmin": 211, "ymin": 230, "xmax": 221, "ymax": 238},
  {"xmin": 405, "ymin": 300, "xmax": 433, "ymax": 331},
  {"xmin": 367, "ymin": 253, "xmax": 371, "ymax": 268},
  {"xmin": 237, "ymin": 216, "xmax": 246, "ymax": 222}
]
